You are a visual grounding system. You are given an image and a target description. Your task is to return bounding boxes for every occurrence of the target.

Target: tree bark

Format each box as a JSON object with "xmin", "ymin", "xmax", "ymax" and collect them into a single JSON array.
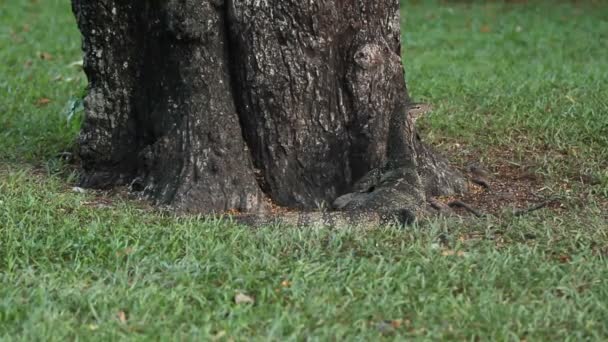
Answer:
[{"xmin": 72, "ymin": 0, "xmax": 466, "ymax": 222}]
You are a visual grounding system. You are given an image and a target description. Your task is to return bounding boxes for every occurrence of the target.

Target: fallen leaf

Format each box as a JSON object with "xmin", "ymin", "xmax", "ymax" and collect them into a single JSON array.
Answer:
[
  {"xmin": 211, "ymin": 331, "xmax": 227, "ymax": 341},
  {"xmin": 117, "ymin": 310, "xmax": 127, "ymax": 324},
  {"xmin": 234, "ymin": 292, "xmax": 255, "ymax": 305},
  {"xmin": 390, "ymin": 319, "xmax": 403, "ymax": 328},
  {"xmin": 36, "ymin": 98, "xmax": 51, "ymax": 106},
  {"xmin": 442, "ymin": 250, "xmax": 467, "ymax": 257},
  {"xmin": 557, "ymin": 255, "xmax": 571, "ymax": 263},
  {"xmin": 72, "ymin": 186, "xmax": 86, "ymax": 194},
  {"xmin": 116, "ymin": 247, "xmax": 134, "ymax": 257},
  {"xmin": 40, "ymin": 52, "xmax": 53, "ymax": 60},
  {"xmin": 480, "ymin": 25, "xmax": 491, "ymax": 33}
]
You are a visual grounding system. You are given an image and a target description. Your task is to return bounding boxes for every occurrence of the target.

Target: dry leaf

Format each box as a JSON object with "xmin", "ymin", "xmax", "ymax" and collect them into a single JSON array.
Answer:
[
  {"xmin": 211, "ymin": 331, "xmax": 227, "ymax": 341},
  {"xmin": 390, "ymin": 319, "xmax": 403, "ymax": 328},
  {"xmin": 234, "ymin": 293, "xmax": 255, "ymax": 305},
  {"xmin": 36, "ymin": 98, "xmax": 51, "ymax": 106},
  {"xmin": 442, "ymin": 250, "xmax": 467, "ymax": 257},
  {"xmin": 557, "ymin": 255, "xmax": 571, "ymax": 263},
  {"xmin": 117, "ymin": 310, "xmax": 127, "ymax": 324},
  {"xmin": 480, "ymin": 25, "xmax": 491, "ymax": 33},
  {"xmin": 40, "ymin": 52, "xmax": 53, "ymax": 60},
  {"xmin": 72, "ymin": 186, "xmax": 86, "ymax": 193},
  {"xmin": 116, "ymin": 247, "xmax": 134, "ymax": 257}
]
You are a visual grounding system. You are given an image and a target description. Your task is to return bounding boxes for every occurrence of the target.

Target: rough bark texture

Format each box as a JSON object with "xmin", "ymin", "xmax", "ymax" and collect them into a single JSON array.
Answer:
[
  {"xmin": 72, "ymin": 1, "xmax": 264, "ymax": 212},
  {"xmin": 72, "ymin": 0, "xmax": 466, "ymax": 223}
]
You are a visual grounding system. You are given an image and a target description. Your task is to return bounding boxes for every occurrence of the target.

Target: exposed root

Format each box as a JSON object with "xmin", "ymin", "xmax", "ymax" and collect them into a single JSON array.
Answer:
[
  {"xmin": 429, "ymin": 198, "xmax": 452, "ymax": 212},
  {"xmin": 471, "ymin": 177, "xmax": 490, "ymax": 189},
  {"xmin": 448, "ymin": 200, "xmax": 484, "ymax": 218},
  {"xmin": 512, "ymin": 198, "xmax": 560, "ymax": 217}
]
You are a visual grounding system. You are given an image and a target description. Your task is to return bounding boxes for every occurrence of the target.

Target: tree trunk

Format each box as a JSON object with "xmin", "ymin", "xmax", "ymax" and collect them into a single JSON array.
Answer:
[{"xmin": 72, "ymin": 0, "xmax": 466, "ymax": 223}]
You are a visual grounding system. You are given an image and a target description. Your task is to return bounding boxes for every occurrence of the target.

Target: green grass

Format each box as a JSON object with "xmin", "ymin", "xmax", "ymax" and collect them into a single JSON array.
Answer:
[
  {"xmin": 405, "ymin": 0, "xmax": 608, "ymax": 190},
  {"xmin": 1, "ymin": 0, "xmax": 608, "ymax": 340},
  {"xmin": 0, "ymin": 0, "xmax": 85, "ymax": 162}
]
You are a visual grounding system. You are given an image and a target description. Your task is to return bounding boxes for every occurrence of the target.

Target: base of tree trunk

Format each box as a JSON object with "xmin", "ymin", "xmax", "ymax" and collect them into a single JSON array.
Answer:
[{"xmin": 72, "ymin": 0, "xmax": 467, "ymax": 225}]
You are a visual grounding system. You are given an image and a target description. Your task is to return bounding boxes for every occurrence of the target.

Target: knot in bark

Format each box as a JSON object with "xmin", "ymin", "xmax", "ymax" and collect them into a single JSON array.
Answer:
[{"xmin": 353, "ymin": 43, "xmax": 387, "ymax": 70}]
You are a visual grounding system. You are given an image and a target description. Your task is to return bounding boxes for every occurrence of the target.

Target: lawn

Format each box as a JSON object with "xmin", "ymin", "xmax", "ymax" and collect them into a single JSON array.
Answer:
[{"xmin": 1, "ymin": 0, "xmax": 607, "ymax": 340}]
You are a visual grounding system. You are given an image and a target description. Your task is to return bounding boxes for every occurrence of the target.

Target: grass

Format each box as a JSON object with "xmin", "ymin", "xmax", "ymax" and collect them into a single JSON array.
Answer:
[
  {"xmin": 1, "ymin": 0, "xmax": 607, "ymax": 340},
  {"xmin": 0, "ymin": 0, "xmax": 85, "ymax": 163},
  {"xmin": 406, "ymin": 1, "xmax": 608, "ymax": 192}
]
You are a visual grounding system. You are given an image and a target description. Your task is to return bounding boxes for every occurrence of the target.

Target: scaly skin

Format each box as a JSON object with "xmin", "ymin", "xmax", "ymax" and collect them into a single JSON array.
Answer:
[
  {"xmin": 232, "ymin": 209, "xmax": 419, "ymax": 229},
  {"xmin": 230, "ymin": 103, "xmax": 436, "ymax": 229}
]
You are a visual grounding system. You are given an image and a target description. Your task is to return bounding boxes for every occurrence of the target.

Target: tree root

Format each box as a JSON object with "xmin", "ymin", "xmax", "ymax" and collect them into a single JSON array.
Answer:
[
  {"xmin": 447, "ymin": 200, "xmax": 484, "ymax": 217},
  {"xmin": 471, "ymin": 177, "xmax": 490, "ymax": 189},
  {"xmin": 512, "ymin": 198, "xmax": 560, "ymax": 217}
]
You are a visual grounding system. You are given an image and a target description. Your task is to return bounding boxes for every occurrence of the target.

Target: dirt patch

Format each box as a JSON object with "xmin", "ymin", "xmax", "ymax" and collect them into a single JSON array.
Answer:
[
  {"xmin": 432, "ymin": 147, "xmax": 567, "ymax": 217},
  {"xmin": 66, "ymin": 147, "xmax": 570, "ymax": 219},
  {"xmin": 4, "ymin": 144, "xmax": 601, "ymax": 223}
]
